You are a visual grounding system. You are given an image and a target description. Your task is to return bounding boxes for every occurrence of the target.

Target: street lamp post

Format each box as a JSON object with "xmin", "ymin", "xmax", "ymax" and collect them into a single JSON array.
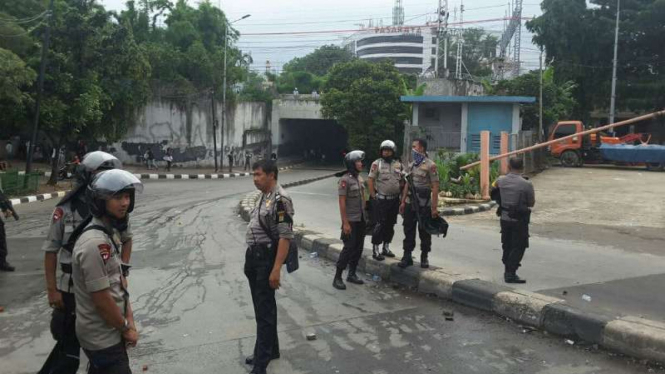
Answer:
[{"xmin": 220, "ymin": 14, "xmax": 250, "ymax": 171}]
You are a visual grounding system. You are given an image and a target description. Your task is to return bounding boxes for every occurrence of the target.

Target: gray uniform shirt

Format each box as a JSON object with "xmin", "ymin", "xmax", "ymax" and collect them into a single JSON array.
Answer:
[
  {"xmin": 338, "ymin": 173, "xmax": 365, "ymax": 222},
  {"xmin": 246, "ymin": 184, "xmax": 295, "ymax": 246},
  {"xmin": 496, "ymin": 173, "xmax": 536, "ymax": 222},
  {"xmin": 406, "ymin": 159, "xmax": 439, "ymax": 205},
  {"xmin": 43, "ymin": 200, "xmax": 132, "ymax": 293},
  {"xmin": 368, "ymin": 159, "xmax": 404, "ymax": 196},
  {"xmin": 72, "ymin": 217, "xmax": 127, "ymax": 351}
]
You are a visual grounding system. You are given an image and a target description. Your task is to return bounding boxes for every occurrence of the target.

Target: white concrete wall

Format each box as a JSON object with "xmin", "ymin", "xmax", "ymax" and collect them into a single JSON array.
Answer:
[{"xmin": 112, "ymin": 100, "xmax": 267, "ymax": 166}]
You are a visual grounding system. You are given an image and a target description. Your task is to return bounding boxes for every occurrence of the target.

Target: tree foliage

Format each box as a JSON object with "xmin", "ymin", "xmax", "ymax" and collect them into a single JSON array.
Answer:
[
  {"xmin": 282, "ymin": 44, "xmax": 354, "ymax": 76},
  {"xmin": 437, "ymin": 28, "xmax": 498, "ymax": 79},
  {"xmin": 527, "ymin": 0, "xmax": 665, "ymax": 119},
  {"xmin": 321, "ymin": 60, "xmax": 408, "ymax": 161},
  {"xmin": 488, "ymin": 67, "xmax": 577, "ymax": 135}
]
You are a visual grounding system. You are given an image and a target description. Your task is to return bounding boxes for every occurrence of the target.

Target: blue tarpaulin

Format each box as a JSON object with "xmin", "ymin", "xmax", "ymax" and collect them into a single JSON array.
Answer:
[{"xmin": 600, "ymin": 144, "xmax": 665, "ymax": 163}]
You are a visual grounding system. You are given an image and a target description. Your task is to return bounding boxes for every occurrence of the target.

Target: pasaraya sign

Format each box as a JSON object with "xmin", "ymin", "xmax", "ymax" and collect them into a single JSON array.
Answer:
[{"xmin": 373, "ymin": 26, "xmax": 423, "ymax": 35}]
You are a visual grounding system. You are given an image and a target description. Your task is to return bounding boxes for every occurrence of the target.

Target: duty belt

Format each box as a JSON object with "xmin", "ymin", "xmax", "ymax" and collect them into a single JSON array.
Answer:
[
  {"xmin": 249, "ymin": 243, "xmax": 271, "ymax": 250},
  {"xmin": 61, "ymin": 263, "xmax": 73, "ymax": 274},
  {"xmin": 376, "ymin": 193, "xmax": 399, "ymax": 200}
]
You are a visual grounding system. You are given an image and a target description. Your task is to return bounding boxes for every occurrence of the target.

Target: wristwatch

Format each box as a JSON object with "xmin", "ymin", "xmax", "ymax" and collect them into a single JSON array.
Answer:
[{"xmin": 120, "ymin": 318, "xmax": 131, "ymax": 333}]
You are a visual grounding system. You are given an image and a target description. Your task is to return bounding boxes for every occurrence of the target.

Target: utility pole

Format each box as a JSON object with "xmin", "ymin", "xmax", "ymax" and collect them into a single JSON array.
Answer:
[
  {"xmin": 26, "ymin": 0, "xmax": 55, "ymax": 174},
  {"xmin": 609, "ymin": 0, "xmax": 620, "ymax": 127},
  {"xmin": 539, "ymin": 49, "xmax": 544, "ymax": 142},
  {"xmin": 434, "ymin": 0, "xmax": 442, "ymax": 77},
  {"xmin": 211, "ymin": 89, "xmax": 218, "ymax": 172},
  {"xmin": 221, "ymin": 14, "xmax": 251, "ymax": 171}
]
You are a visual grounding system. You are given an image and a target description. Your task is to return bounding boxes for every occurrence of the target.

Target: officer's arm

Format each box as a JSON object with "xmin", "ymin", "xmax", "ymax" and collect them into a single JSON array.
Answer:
[
  {"xmin": 367, "ymin": 178, "xmax": 376, "ymax": 199},
  {"xmin": 527, "ymin": 183, "xmax": 536, "ymax": 208},
  {"xmin": 80, "ymin": 240, "xmax": 126, "ymax": 329},
  {"xmin": 43, "ymin": 209, "xmax": 65, "ymax": 299},
  {"xmin": 399, "ymin": 180, "xmax": 409, "ymax": 205},
  {"xmin": 121, "ymin": 239, "xmax": 132, "ymax": 264},
  {"xmin": 339, "ymin": 196, "xmax": 348, "ymax": 225},
  {"xmin": 430, "ymin": 164, "xmax": 440, "ymax": 215}
]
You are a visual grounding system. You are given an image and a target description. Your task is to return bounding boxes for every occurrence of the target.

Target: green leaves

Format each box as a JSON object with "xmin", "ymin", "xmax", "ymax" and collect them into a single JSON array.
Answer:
[{"xmin": 321, "ymin": 60, "xmax": 407, "ymax": 161}]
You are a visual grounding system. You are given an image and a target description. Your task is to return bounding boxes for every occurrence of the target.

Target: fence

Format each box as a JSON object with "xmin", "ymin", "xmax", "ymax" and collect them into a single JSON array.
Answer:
[
  {"xmin": 510, "ymin": 131, "xmax": 548, "ymax": 174},
  {"xmin": 0, "ymin": 171, "xmax": 41, "ymax": 195}
]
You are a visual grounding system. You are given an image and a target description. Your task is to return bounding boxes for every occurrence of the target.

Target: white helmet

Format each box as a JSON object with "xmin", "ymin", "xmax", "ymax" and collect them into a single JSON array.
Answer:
[{"xmin": 380, "ymin": 140, "xmax": 397, "ymax": 152}]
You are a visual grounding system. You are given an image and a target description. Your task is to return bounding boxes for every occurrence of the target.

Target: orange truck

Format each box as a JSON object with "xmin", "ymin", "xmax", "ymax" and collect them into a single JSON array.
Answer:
[{"xmin": 548, "ymin": 121, "xmax": 664, "ymax": 170}]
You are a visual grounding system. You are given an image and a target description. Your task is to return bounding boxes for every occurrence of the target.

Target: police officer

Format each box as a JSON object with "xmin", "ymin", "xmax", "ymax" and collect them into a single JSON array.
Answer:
[
  {"xmin": 245, "ymin": 160, "xmax": 294, "ymax": 374},
  {"xmin": 333, "ymin": 150, "xmax": 367, "ymax": 290},
  {"xmin": 72, "ymin": 169, "xmax": 142, "ymax": 374},
  {"xmin": 492, "ymin": 157, "xmax": 535, "ymax": 284},
  {"xmin": 0, "ymin": 185, "xmax": 15, "ymax": 271},
  {"xmin": 399, "ymin": 138, "xmax": 439, "ymax": 269},
  {"xmin": 40, "ymin": 151, "xmax": 130, "ymax": 374},
  {"xmin": 367, "ymin": 140, "xmax": 403, "ymax": 261}
]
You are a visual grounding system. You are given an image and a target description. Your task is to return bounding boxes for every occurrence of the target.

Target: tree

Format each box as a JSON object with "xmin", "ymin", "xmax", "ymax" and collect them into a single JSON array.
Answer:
[
  {"xmin": 438, "ymin": 28, "xmax": 498, "ymax": 79},
  {"xmin": 321, "ymin": 60, "xmax": 408, "ymax": 161},
  {"xmin": 283, "ymin": 45, "xmax": 354, "ymax": 76},
  {"xmin": 238, "ymin": 71, "xmax": 274, "ymax": 103},
  {"xmin": 0, "ymin": 48, "xmax": 36, "ymax": 138},
  {"xmin": 488, "ymin": 67, "xmax": 577, "ymax": 135},
  {"xmin": 527, "ymin": 0, "xmax": 665, "ymax": 120}
]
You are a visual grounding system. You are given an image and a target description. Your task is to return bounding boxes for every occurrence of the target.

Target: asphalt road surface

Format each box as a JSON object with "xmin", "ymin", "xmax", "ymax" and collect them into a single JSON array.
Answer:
[{"xmin": 0, "ymin": 168, "xmax": 661, "ymax": 373}]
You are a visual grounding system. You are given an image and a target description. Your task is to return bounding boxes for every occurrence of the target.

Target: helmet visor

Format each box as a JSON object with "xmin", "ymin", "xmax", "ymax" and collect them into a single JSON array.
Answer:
[{"xmin": 91, "ymin": 169, "xmax": 143, "ymax": 200}]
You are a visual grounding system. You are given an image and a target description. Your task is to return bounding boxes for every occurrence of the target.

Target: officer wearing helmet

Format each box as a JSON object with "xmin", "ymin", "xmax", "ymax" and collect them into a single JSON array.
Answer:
[
  {"xmin": 398, "ymin": 138, "xmax": 439, "ymax": 269},
  {"xmin": 333, "ymin": 150, "xmax": 367, "ymax": 290},
  {"xmin": 367, "ymin": 140, "xmax": 403, "ymax": 261},
  {"xmin": 72, "ymin": 169, "xmax": 143, "ymax": 374},
  {"xmin": 39, "ymin": 151, "xmax": 131, "ymax": 374}
]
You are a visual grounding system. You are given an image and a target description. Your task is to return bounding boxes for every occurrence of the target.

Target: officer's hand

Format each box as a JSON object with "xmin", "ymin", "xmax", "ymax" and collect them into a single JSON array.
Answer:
[
  {"xmin": 342, "ymin": 222, "xmax": 352, "ymax": 236},
  {"xmin": 431, "ymin": 208, "xmax": 439, "ymax": 218},
  {"xmin": 269, "ymin": 268, "xmax": 281, "ymax": 290},
  {"xmin": 123, "ymin": 328, "xmax": 139, "ymax": 348},
  {"xmin": 3, "ymin": 210, "xmax": 11, "ymax": 219},
  {"xmin": 48, "ymin": 289, "xmax": 64, "ymax": 310},
  {"xmin": 399, "ymin": 202, "xmax": 406, "ymax": 215}
]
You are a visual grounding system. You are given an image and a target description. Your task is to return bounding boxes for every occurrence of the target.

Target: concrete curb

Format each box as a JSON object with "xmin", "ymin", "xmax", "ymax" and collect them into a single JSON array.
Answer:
[
  {"xmin": 8, "ymin": 164, "xmax": 309, "ymax": 207},
  {"xmin": 9, "ymin": 190, "xmax": 69, "ymax": 206},
  {"xmin": 237, "ymin": 193, "xmax": 665, "ymax": 364},
  {"xmin": 439, "ymin": 201, "xmax": 497, "ymax": 216}
]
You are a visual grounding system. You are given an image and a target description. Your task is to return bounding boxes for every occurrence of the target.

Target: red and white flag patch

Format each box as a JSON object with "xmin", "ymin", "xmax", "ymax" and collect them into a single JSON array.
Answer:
[
  {"xmin": 98, "ymin": 244, "xmax": 111, "ymax": 263},
  {"xmin": 52, "ymin": 207, "xmax": 64, "ymax": 222}
]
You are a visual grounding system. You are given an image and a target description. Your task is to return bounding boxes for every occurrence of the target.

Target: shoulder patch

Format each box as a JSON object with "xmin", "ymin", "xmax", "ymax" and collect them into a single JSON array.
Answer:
[
  {"xmin": 53, "ymin": 207, "xmax": 64, "ymax": 222},
  {"xmin": 430, "ymin": 164, "xmax": 438, "ymax": 173},
  {"xmin": 98, "ymin": 244, "xmax": 111, "ymax": 263},
  {"xmin": 371, "ymin": 163, "xmax": 378, "ymax": 171},
  {"xmin": 340, "ymin": 179, "xmax": 347, "ymax": 189}
]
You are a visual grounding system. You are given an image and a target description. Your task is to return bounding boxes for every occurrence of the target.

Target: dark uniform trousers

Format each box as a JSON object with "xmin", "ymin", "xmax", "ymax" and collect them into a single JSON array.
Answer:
[
  {"xmin": 371, "ymin": 198, "xmax": 399, "ymax": 245},
  {"xmin": 500, "ymin": 220, "xmax": 529, "ymax": 273},
  {"xmin": 83, "ymin": 342, "xmax": 130, "ymax": 374},
  {"xmin": 0, "ymin": 218, "xmax": 7, "ymax": 264},
  {"xmin": 38, "ymin": 291, "xmax": 80, "ymax": 374},
  {"xmin": 337, "ymin": 221, "xmax": 366, "ymax": 270},
  {"xmin": 244, "ymin": 244, "xmax": 280, "ymax": 369},
  {"xmin": 402, "ymin": 202, "xmax": 432, "ymax": 253}
]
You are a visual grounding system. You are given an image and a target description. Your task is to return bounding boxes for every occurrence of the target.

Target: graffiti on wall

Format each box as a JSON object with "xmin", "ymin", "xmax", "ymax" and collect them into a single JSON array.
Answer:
[{"xmin": 121, "ymin": 141, "xmax": 208, "ymax": 163}]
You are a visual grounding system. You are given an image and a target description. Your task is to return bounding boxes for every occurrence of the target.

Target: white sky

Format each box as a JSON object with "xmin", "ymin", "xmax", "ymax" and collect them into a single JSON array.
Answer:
[{"xmin": 99, "ymin": 0, "xmax": 544, "ymax": 75}]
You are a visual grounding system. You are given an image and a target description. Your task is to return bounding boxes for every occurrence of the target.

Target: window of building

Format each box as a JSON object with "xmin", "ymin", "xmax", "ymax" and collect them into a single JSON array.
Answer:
[{"xmin": 424, "ymin": 108, "xmax": 438, "ymax": 119}]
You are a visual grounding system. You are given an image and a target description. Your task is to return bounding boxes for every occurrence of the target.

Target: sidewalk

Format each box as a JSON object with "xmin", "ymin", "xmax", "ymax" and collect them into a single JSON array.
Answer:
[{"xmin": 237, "ymin": 173, "xmax": 665, "ymax": 364}]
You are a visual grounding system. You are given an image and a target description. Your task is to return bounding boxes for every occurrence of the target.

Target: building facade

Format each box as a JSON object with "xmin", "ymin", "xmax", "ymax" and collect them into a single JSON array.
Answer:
[{"xmin": 344, "ymin": 25, "xmax": 437, "ymax": 75}]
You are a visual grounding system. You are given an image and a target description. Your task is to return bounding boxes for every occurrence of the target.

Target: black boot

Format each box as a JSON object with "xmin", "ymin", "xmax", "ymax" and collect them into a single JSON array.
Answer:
[
  {"xmin": 398, "ymin": 251, "xmax": 413, "ymax": 269},
  {"xmin": 346, "ymin": 266, "xmax": 364, "ymax": 285},
  {"xmin": 372, "ymin": 244, "xmax": 385, "ymax": 261},
  {"xmin": 245, "ymin": 352, "xmax": 280, "ymax": 365},
  {"xmin": 381, "ymin": 243, "xmax": 395, "ymax": 258},
  {"xmin": 333, "ymin": 268, "xmax": 347, "ymax": 290},
  {"xmin": 250, "ymin": 366, "xmax": 267, "ymax": 374},
  {"xmin": 504, "ymin": 272, "xmax": 527, "ymax": 284},
  {"xmin": 0, "ymin": 262, "xmax": 15, "ymax": 272},
  {"xmin": 420, "ymin": 252, "xmax": 430, "ymax": 268}
]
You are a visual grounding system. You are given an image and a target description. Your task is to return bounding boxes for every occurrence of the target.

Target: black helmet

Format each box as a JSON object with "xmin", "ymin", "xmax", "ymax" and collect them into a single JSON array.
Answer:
[
  {"xmin": 422, "ymin": 215, "xmax": 449, "ymax": 237},
  {"xmin": 344, "ymin": 150, "xmax": 365, "ymax": 171},
  {"xmin": 87, "ymin": 169, "xmax": 143, "ymax": 218}
]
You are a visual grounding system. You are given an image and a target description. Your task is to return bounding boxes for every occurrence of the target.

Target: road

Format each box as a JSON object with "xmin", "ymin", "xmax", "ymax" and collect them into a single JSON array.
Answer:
[
  {"xmin": 290, "ymin": 168, "xmax": 665, "ymax": 324},
  {"xmin": 0, "ymin": 168, "xmax": 661, "ymax": 373}
]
